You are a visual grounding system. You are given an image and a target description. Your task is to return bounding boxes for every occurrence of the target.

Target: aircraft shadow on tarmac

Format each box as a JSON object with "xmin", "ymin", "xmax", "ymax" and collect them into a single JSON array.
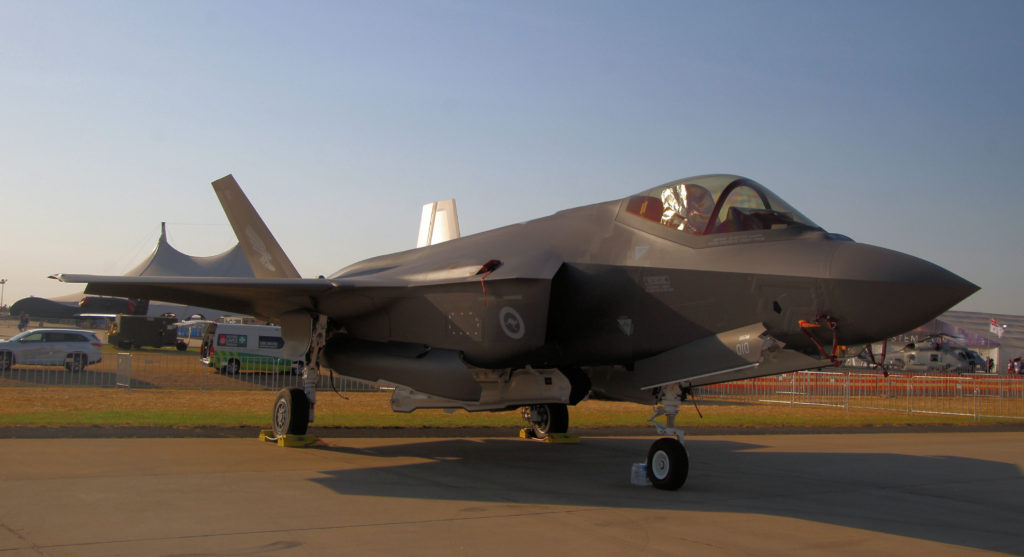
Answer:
[{"xmin": 311, "ymin": 437, "xmax": 1023, "ymax": 554}]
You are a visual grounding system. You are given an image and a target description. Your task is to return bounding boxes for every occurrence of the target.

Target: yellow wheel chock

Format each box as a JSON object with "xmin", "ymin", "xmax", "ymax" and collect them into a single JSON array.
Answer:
[
  {"xmin": 259, "ymin": 430, "xmax": 320, "ymax": 447},
  {"xmin": 519, "ymin": 428, "xmax": 580, "ymax": 444}
]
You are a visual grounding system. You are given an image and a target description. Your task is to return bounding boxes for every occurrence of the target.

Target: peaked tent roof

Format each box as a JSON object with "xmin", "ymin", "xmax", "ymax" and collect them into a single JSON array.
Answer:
[{"xmin": 124, "ymin": 223, "xmax": 254, "ymax": 278}]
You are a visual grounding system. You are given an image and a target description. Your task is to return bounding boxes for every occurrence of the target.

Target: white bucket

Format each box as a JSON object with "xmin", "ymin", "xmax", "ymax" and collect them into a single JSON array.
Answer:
[{"xmin": 630, "ymin": 462, "xmax": 651, "ymax": 486}]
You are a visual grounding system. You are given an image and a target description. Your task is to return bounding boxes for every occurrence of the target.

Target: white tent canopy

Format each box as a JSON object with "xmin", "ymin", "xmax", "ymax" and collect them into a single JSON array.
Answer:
[{"xmin": 124, "ymin": 223, "xmax": 253, "ymax": 278}]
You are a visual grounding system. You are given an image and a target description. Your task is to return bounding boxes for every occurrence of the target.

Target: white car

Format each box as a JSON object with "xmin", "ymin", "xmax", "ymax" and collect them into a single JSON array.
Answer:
[{"xmin": 0, "ymin": 328, "xmax": 103, "ymax": 372}]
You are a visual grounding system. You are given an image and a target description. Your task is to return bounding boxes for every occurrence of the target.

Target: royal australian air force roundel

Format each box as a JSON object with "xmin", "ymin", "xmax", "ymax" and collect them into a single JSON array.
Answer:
[{"xmin": 498, "ymin": 306, "xmax": 525, "ymax": 340}]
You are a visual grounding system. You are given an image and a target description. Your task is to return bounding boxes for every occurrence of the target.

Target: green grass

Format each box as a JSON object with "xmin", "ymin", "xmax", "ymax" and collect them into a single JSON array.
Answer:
[
  {"xmin": 1, "ymin": 386, "xmax": 1020, "ymax": 430},
  {"xmin": 0, "ymin": 410, "xmax": 264, "ymax": 427},
  {"xmin": 99, "ymin": 344, "xmax": 199, "ymax": 356},
  {"xmin": 1, "ymin": 400, "xmax": 1012, "ymax": 429}
]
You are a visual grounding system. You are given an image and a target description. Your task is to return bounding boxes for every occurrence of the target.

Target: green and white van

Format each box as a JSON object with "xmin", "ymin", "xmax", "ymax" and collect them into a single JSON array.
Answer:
[{"xmin": 200, "ymin": 323, "xmax": 300, "ymax": 374}]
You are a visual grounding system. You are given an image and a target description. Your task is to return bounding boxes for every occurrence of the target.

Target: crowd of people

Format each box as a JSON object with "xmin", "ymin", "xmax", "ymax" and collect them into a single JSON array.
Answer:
[{"xmin": 1008, "ymin": 357, "xmax": 1024, "ymax": 375}]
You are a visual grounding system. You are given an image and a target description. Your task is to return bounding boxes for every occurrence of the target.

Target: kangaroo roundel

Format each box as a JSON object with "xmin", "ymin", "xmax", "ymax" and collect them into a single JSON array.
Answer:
[{"xmin": 499, "ymin": 307, "xmax": 525, "ymax": 340}]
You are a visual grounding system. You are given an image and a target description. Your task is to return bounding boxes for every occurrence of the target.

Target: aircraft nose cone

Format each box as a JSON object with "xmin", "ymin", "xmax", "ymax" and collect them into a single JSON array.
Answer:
[{"xmin": 826, "ymin": 243, "xmax": 979, "ymax": 345}]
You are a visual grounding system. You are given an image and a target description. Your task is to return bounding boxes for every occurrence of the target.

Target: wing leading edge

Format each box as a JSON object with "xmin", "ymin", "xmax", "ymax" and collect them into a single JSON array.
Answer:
[{"xmin": 51, "ymin": 274, "xmax": 337, "ymax": 320}]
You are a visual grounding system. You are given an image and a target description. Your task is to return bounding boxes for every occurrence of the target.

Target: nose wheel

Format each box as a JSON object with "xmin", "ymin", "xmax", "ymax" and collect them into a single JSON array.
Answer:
[{"xmin": 647, "ymin": 437, "xmax": 689, "ymax": 490}]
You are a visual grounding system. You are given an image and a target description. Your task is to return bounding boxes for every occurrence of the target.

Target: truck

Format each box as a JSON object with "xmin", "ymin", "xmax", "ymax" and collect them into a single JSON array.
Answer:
[{"xmin": 107, "ymin": 315, "xmax": 180, "ymax": 350}]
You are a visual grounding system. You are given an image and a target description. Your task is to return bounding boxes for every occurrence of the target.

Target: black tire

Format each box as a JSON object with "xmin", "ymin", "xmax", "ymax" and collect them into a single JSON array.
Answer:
[
  {"xmin": 176, "ymin": 341, "xmax": 188, "ymax": 352},
  {"xmin": 64, "ymin": 353, "xmax": 86, "ymax": 373},
  {"xmin": 0, "ymin": 351, "xmax": 12, "ymax": 372},
  {"xmin": 224, "ymin": 359, "xmax": 241, "ymax": 375},
  {"xmin": 646, "ymin": 437, "xmax": 689, "ymax": 490},
  {"xmin": 560, "ymin": 367, "xmax": 592, "ymax": 405},
  {"xmin": 272, "ymin": 387, "xmax": 309, "ymax": 436},
  {"xmin": 528, "ymin": 403, "xmax": 569, "ymax": 439}
]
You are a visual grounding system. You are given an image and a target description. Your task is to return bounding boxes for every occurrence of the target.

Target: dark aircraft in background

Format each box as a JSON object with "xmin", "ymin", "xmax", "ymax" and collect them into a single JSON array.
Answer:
[
  {"xmin": 10, "ymin": 295, "xmax": 147, "ymax": 323},
  {"xmin": 54, "ymin": 173, "xmax": 977, "ymax": 490}
]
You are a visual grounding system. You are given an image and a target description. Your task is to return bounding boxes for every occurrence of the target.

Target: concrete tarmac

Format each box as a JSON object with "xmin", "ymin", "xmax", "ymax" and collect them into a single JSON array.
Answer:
[{"xmin": 1, "ymin": 432, "xmax": 1022, "ymax": 556}]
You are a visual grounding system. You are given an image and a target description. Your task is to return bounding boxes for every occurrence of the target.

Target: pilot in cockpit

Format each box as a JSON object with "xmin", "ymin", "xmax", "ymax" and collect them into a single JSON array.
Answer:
[{"xmin": 660, "ymin": 183, "xmax": 714, "ymax": 234}]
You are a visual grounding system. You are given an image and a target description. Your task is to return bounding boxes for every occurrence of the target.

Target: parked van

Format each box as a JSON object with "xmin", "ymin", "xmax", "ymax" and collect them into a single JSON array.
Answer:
[{"xmin": 200, "ymin": 323, "xmax": 300, "ymax": 374}]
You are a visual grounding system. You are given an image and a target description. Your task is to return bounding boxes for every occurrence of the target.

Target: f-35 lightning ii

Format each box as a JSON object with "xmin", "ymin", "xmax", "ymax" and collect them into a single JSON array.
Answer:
[{"xmin": 54, "ymin": 173, "xmax": 977, "ymax": 490}]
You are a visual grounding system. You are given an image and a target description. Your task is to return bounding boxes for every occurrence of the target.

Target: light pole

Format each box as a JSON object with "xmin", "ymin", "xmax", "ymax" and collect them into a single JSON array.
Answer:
[{"xmin": 0, "ymin": 278, "xmax": 6, "ymax": 313}]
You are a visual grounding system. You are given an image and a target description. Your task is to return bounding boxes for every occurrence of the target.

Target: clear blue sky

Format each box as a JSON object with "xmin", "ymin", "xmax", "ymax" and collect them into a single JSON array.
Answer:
[{"xmin": 2, "ymin": 1, "xmax": 1022, "ymax": 313}]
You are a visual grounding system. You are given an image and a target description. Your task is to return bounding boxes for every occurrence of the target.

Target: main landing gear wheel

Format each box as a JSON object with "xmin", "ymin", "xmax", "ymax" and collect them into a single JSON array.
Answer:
[
  {"xmin": 647, "ymin": 437, "xmax": 689, "ymax": 490},
  {"xmin": 523, "ymin": 403, "xmax": 568, "ymax": 439},
  {"xmin": 272, "ymin": 387, "xmax": 309, "ymax": 437}
]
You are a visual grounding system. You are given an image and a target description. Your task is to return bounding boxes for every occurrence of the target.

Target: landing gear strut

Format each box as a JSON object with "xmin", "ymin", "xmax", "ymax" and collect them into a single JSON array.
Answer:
[
  {"xmin": 645, "ymin": 383, "xmax": 689, "ymax": 490},
  {"xmin": 271, "ymin": 314, "xmax": 328, "ymax": 438}
]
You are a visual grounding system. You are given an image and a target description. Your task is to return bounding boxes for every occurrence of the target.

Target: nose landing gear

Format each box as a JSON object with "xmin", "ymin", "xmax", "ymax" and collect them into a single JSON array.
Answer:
[{"xmin": 645, "ymin": 383, "xmax": 689, "ymax": 490}]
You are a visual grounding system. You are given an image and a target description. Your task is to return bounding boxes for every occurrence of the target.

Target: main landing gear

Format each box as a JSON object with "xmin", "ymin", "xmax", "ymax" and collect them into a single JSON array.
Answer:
[
  {"xmin": 270, "ymin": 315, "xmax": 328, "ymax": 438},
  {"xmin": 645, "ymin": 384, "xmax": 690, "ymax": 490},
  {"xmin": 521, "ymin": 403, "xmax": 569, "ymax": 439}
]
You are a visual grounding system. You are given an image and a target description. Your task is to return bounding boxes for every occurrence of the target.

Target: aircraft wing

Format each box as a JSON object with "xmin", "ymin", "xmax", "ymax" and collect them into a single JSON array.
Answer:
[
  {"xmin": 52, "ymin": 252, "xmax": 561, "ymax": 325},
  {"xmin": 51, "ymin": 274, "xmax": 337, "ymax": 320}
]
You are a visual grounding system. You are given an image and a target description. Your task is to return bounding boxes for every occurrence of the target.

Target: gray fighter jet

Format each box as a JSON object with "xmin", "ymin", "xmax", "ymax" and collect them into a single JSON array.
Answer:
[{"xmin": 54, "ymin": 174, "xmax": 977, "ymax": 490}]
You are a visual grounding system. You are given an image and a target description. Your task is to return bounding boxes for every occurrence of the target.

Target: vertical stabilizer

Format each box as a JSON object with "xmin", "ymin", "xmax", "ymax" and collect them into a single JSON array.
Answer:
[
  {"xmin": 212, "ymin": 175, "xmax": 301, "ymax": 279},
  {"xmin": 416, "ymin": 199, "xmax": 461, "ymax": 248}
]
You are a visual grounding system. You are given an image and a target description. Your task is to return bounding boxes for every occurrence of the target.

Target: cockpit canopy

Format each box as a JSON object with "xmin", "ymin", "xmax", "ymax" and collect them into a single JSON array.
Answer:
[{"xmin": 624, "ymin": 175, "xmax": 820, "ymax": 236}]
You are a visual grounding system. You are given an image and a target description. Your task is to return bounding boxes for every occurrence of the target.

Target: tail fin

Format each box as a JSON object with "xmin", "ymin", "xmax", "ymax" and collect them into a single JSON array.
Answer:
[
  {"xmin": 212, "ymin": 174, "xmax": 301, "ymax": 279},
  {"xmin": 416, "ymin": 199, "xmax": 461, "ymax": 248}
]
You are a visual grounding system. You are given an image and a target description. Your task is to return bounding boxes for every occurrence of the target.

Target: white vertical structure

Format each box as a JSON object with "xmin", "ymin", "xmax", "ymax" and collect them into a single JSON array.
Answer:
[{"xmin": 417, "ymin": 199, "xmax": 461, "ymax": 247}]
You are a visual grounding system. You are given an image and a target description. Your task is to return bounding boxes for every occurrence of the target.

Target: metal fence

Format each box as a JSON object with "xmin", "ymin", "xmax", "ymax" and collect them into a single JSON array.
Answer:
[
  {"xmin": 0, "ymin": 351, "xmax": 381, "ymax": 392},
  {"xmin": 695, "ymin": 369, "xmax": 1024, "ymax": 420},
  {"xmin": 4, "ymin": 351, "xmax": 1024, "ymax": 420}
]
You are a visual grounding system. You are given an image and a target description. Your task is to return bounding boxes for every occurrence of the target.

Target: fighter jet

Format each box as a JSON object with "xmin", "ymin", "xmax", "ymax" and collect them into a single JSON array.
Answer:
[{"xmin": 53, "ymin": 173, "xmax": 977, "ymax": 490}]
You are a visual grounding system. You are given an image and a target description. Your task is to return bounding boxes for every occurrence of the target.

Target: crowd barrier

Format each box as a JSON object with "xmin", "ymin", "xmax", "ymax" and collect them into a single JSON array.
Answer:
[
  {"xmin": 695, "ymin": 369, "xmax": 1024, "ymax": 420},
  {"xmin": 3, "ymin": 352, "xmax": 1023, "ymax": 420}
]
